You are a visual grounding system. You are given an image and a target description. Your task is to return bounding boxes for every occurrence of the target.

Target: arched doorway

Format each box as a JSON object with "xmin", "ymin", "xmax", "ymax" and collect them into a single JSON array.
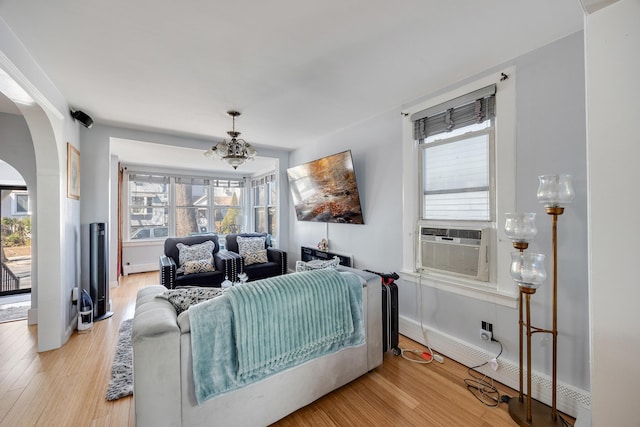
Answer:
[{"xmin": 0, "ymin": 62, "xmax": 68, "ymax": 351}]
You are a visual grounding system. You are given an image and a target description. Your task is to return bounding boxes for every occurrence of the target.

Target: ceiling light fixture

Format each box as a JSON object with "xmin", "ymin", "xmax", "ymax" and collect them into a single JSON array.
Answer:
[{"xmin": 204, "ymin": 110, "xmax": 256, "ymax": 169}]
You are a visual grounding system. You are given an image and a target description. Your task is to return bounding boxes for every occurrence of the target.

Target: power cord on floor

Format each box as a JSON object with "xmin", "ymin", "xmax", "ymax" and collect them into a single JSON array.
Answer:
[
  {"xmin": 464, "ymin": 338, "xmax": 503, "ymax": 407},
  {"xmin": 396, "ymin": 268, "xmax": 444, "ymax": 365},
  {"xmin": 398, "ymin": 346, "xmax": 444, "ymax": 364}
]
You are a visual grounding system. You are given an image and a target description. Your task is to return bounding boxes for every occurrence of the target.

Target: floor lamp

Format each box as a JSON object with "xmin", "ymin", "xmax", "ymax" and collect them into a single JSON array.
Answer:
[{"xmin": 505, "ymin": 174, "xmax": 574, "ymax": 426}]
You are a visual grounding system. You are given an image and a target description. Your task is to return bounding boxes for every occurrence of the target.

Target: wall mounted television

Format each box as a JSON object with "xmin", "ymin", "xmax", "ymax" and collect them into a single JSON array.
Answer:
[{"xmin": 287, "ymin": 150, "xmax": 364, "ymax": 224}]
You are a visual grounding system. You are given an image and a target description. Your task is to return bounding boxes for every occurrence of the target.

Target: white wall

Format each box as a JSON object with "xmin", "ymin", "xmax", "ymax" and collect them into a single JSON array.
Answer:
[
  {"xmin": 0, "ymin": 136, "xmax": 33, "ymax": 184},
  {"xmin": 512, "ymin": 30, "xmax": 589, "ymax": 389},
  {"xmin": 288, "ymin": 110, "xmax": 403, "ymax": 273},
  {"xmin": 586, "ymin": 0, "xmax": 640, "ymax": 424},
  {"xmin": 0, "ymin": 114, "xmax": 35, "ymax": 187},
  {"xmin": 289, "ymin": 31, "xmax": 590, "ymax": 416},
  {"xmin": 78, "ymin": 124, "xmax": 110, "ymax": 294}
]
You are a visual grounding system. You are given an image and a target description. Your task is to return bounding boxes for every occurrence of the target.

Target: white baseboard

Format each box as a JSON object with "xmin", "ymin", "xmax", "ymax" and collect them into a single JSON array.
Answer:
[
  {"xmin": 399, "ymin": 315, "xmax": 591, "ymax": 418},
  {"xmin": 123, "ymin": 262, "xmax": 158, "ymax": 275},
  {"xmin": 27, "ymin": 307, "xmax": 37, "ymax": 325},
  {"xmin": 64, "ymin": 314, "xmax": 76, "ymax": 344}
]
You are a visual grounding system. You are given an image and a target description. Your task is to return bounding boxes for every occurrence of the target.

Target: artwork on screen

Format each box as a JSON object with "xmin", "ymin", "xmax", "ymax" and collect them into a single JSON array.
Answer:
[{"xmin": 287, "ymin": 150, "xmax": 364, "ymax": 224}]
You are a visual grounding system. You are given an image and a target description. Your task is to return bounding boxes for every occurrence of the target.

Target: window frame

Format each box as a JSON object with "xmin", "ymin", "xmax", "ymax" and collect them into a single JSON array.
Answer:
[
  {"xmin": 127, "ymin": 175, "xmax": 170, "ymax": 240},
  {"xmin": 401, "ymin": 67, "xmax": 517, "ymax": 307},
  {"xmin": 252, "ymin": 175, "xmax": 278, "ymax": 242},
  {"xmin": 174, "ymin": 178, "xmax": 211, "ymax": 236},
  {"xmin": 12, "ymin": 191, "xmax": 30, "ymax": 215},
  {"xmin": 124, "ymin": 170, "xmax": 278, "ymax": 243},
  {"xmin": 124, "ymin": 172, "xmax": 248, "ymax": 241}
]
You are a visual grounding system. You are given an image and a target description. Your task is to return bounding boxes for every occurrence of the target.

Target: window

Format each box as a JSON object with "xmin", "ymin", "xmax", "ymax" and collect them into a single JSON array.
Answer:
[
  {"xmin": 14, "ymin": 192, "xmax": 30, "ymax": 215},
  {"xmin": 126, "ymin": 173, "xmax": 246, "ymax": 240},
  {"xmin": 252, "ymin": 174, "xmax": 277, "ymax": 238},
  {"xmin": 213, "ymin": 185, "xmax": 243, "ymax": 235},
  {"xmin": 128, "ymin": 174, "xmax": 169, "ymax": 239},
  {"xmin": 414, "ymin": 85, "xmax": 495, "ymax": 222},
  {"xmin": 421, "ymin": 127, "xmax": 494, "ymax": 221},
  {"xmin": 175, "ymin": 177, "xmax": 209, "ymax": 236},
  {"xmin": 401, "ymin": 69, "xmax": 517, "ymax": 306}
]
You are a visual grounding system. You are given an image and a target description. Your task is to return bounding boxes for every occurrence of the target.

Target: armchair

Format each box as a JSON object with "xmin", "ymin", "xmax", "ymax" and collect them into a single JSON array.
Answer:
[
  {"xmin": 225, "ymin": 233, "xmax": 287, "ymax": 282},
  {"xmin": 159, "ymin": 234, "xmax": 238, "ymax": 288}
]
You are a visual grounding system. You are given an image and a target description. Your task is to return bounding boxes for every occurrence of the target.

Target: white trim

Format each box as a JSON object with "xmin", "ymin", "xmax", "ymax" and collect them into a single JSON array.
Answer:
[
  {"xmin": 0, "ymin": 52, "xmax": 64, "ymax": 120},
  {"xmin": 402, "ymin": 66, "xmax": 517, "ymax": 300},
  {"xmin": 401, "ymin": 270, "xmax": 517, "ymax": 308},
  {"xmin": 123, "ymin": 239, "xmax": 166, "ymax": 248},
  {"xmin": 27, "ymin": 307, "xmax": 37, "ymax": 325},
  {"xmin": 122, "ymin": 262, "xmax": 158, "ymax": 276},
  {"xmin": 400, "ymin": 315, "xmax": 591, "ymax": 418},
  {"xmin": 11, "ymin": 191, "xmax": 31, "ymax": 215}
]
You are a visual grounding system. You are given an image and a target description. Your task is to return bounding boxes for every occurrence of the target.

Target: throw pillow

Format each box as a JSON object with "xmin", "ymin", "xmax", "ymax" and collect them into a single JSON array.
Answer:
[
  {"xmin": 183, "ymin": 255, "xmax": 215, "ymax": 275},
  {"xmin": 157, "ymin": 287, "xmax": 223, "ymax": 315},
  {"xmin": 236, "ymin": 236, "xmax": 265, "ymax": 256},
  {"xmin": 304, "ymin": 256, "xmax": 341, "ymax": 270},
  {"xmin": 176, "ymin": 240, "xmax": 215, "ymax": 274},
  {"xmin": 243, "ymin": 249, "xmax": 268, "ymax": 266}
]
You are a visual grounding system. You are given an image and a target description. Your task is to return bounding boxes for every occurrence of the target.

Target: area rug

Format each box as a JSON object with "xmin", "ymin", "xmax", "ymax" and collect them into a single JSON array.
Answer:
[
  {"xmin": 0, "ymin": 303, "xmax": 29, "ymax": 323},
  {"xmin": 106, "ymin": 318, "xmax": 134, "ymax": 401}
]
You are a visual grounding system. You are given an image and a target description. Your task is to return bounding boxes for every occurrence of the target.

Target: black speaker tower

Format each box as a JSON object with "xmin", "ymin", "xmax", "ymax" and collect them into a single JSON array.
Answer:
[{"xmin": 90, "ymin": 222, "xmax": 113, "ymax": 321}]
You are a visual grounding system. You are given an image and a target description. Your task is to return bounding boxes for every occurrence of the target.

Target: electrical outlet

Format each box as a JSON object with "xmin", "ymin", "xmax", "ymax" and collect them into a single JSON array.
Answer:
[{"xmin": 481, "ymin": 321, "xmax": 493, "ymax": 341}]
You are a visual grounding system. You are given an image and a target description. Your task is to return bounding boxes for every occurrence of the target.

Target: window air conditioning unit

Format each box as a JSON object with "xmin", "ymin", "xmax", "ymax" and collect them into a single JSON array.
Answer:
[{"xmin": 418, "ymin": 226, "xmax": 489, "ymax": 282}]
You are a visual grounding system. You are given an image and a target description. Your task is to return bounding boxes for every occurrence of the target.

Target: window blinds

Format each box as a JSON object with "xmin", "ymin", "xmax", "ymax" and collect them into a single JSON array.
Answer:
[
  {"xmin": 411, "ymin": 84, "xmax": 496, "ymax": 140},
  {"xmin": 251, "ymin": 173, "xmax": 276, "ymax": 188},
  {"xmin": 422, "ymin": 133, "xmax": 491, "ymax": 221},
  {"xmin": 128, "ymin": 173, "xmax": 243, "ymax": 188},
  {"xmin": 128, "ymin": 173, "xmax": 169, "ymax": 184}
]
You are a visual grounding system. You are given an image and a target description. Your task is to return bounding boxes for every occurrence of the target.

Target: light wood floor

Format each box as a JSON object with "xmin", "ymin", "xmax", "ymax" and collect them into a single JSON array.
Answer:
[{"xmin": 0, "ymin": 272, "xmax": 569, "ymax": 426}]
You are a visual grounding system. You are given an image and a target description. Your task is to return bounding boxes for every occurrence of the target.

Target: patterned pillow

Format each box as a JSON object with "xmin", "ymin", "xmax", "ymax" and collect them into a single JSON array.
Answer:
[
  {"xmin": 176, "ymin": 240, "xmax": 215, "ymax": 274},
  {"xmin": 243, "ymin": 249, "xmax": 268, "ymax": 266},
  {"xmin": 183, "ymin": 254, "xmax": 215, "ymax": 275},
  {"xmin": 304, "ymin": 256, "xmax": 341, "ymax": 270},
  {"xmin": 158, "ymin": 287, "xmax": 223, "ymax": 315},
  {"xmin": 236, "ymin": 236, "xmax": 265, "ymax": 256}
]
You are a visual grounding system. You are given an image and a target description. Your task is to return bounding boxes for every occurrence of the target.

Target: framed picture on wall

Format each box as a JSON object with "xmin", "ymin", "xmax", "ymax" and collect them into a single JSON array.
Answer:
[{"xmin": 67, "ymin": 142, "xmax": 80, "ymax": 200}]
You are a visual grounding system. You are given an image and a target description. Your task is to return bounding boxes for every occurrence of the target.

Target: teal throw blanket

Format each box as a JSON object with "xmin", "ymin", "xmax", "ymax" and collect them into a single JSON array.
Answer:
[{"xmin": 189, "ymin": 269, "xmax": 365, "ymax": 404}]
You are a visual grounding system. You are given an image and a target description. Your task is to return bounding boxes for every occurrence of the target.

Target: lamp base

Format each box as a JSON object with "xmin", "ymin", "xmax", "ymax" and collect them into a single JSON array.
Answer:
[{"xmin": 508, "ymin": 397, "xmax": 565, "ymax": 426}]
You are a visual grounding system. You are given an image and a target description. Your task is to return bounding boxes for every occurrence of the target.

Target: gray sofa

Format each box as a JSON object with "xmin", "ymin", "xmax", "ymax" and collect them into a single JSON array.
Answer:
[{"xmin": 132, "ymin": 267, "xmax": 383, "ymax": 427}]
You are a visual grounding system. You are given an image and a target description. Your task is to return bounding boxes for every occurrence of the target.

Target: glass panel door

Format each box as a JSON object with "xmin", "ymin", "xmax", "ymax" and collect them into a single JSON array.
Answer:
[{"xmin": 0, "ymin": 187, "xmax": 31, "ymax": 295}]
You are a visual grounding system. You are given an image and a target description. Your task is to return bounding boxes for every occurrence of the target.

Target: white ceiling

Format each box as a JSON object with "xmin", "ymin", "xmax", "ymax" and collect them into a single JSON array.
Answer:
[{"xmin": 0, "ymin": 1, "xmax": 584, "ymax": 166}]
